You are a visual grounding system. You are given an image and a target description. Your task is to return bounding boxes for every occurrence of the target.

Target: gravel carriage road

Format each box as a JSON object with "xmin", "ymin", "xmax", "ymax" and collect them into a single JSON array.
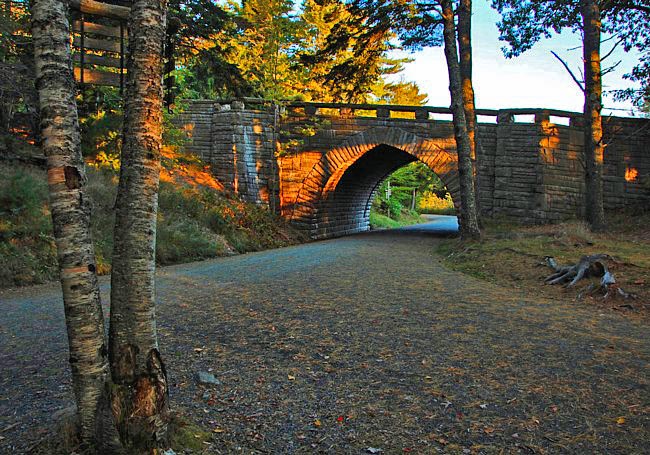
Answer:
[{"xmin": 1, "ymin": 216, "xmax": 649, "ymax": 454}]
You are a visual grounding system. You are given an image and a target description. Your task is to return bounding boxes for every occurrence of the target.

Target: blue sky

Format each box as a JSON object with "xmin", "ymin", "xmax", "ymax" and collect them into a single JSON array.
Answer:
[{"xmin": 389, "ymin": 0, "xmax": 643, "ymax": 117}]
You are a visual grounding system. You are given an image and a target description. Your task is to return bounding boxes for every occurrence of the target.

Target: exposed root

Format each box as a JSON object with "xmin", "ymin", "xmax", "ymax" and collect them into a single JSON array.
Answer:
[{"xmin": 544, "ymin": 254, "xmax": 636, "ymax": 300}]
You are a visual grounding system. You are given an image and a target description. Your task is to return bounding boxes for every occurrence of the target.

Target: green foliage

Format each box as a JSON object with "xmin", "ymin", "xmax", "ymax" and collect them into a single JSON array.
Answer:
[
  {"xmin": 168, "ymin": 0, "xmax": 421, "ymax": 102},
  {"xmin": 369, "ymin": 211, "xmax": 402, "ymax": 229},
  {"xmin": 0, "ymin": 1, "xmax": 37, "ymax": 137},
  {"xmin": 80, "ymin": 109, "xmax": 123, "ymax": 165},
  {"xmin": 297, "ymin": 0, "xmax": 409, "ymax": 102},
  {"xmin": 0, "ymin": 165, "xmax": 57, "ymax": 287},
  {"xmin": 371, "ymin": 161, "xmax": 453, "ymax": 224},
  {"xmin": 375, "ymin": 80, "xmax": 429, "ymax": 106},
  {"xmin": 169, "ymin": 0, "xmax": 253, "ymax": 99},
  {"xmin": 369, "ymin": 209, "xmax": 424, "ymax": 230}
]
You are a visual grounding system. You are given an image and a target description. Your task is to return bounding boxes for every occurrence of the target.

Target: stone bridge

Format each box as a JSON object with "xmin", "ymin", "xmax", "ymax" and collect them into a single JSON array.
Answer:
[{"xmin": 174, "ymin": 100, "xmax": 650, "ymax": 239}]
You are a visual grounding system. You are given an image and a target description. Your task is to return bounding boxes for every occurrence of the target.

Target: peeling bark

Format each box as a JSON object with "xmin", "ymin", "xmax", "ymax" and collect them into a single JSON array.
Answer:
[
  {"xmin": 108, "ymin": 0, "xmax": 170, "ymax": 450},
  {"xmin": 581, "ymin": 0, "xmax": 606, "ymax": 231},
  {"xmin": 440, "ymin": 0, "xmax": 480, "ymax": 240},
  {"xmin": 31, "ymin": 0, "xmax": 109, "ymax": 447}
]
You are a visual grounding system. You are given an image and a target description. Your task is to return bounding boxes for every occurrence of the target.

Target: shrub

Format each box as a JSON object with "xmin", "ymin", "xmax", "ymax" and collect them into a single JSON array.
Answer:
[
  {"xmin": 418, "ymin": 192, "xmax": 455, "ymax": 215},
  {"xmin": 0, "ymin": 162, "xmax": 303, "ymax": 288},
  {"xmin": 0, "ymin": 165, "xmax": 57, "ymax": 287}
]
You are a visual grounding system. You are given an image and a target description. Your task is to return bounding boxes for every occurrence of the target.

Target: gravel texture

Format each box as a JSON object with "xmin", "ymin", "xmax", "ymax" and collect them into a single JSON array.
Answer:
[{"xmin": 1, "ymin": 221, "xmax": 649, "ymax": 453}]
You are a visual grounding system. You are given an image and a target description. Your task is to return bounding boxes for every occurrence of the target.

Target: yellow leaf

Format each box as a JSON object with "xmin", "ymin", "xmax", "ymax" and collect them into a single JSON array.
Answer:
[
  {"xmin": 288, "ymin": 374, "xmax": 296, "ymax": 381},
  {"xmin": 213, "ymin": 428, "xmax": 225, "ymax": 433},
  {"xmin": 314, "ymin": 419, "xmax": 321, "ymax": 427},
  {"xmin": 616, "ymin": 417, "xmax": 626, "ymax": 425}
]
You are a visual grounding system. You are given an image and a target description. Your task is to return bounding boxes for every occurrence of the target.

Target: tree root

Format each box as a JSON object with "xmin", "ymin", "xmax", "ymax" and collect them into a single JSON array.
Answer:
[{"xmin": 544, "ymin": 254, "xmax": 636, "ymax": 300}]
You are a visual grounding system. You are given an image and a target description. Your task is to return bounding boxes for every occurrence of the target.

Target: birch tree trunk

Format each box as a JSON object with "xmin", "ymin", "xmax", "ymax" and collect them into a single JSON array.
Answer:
[
  {"xmin": 32, "ymin": 0, "xmax": 109, "ymax": 447},
  {"xmin": 581, "ymin": 0, "xmax": 606, "ymax": 231},
  {"xmin": 108, "ymin": 0, "xmax": 170, "ymax": 450},
  {"xmin": 457, "ymin": 0, "xmax": 481, "ymax": 217},
  {"xmin": 440, "ymin": 0, "xmax": 481, "ymax": 240}
]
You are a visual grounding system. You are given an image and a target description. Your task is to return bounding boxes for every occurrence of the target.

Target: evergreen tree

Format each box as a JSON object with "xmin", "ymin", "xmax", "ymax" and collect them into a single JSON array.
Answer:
[
  {"xmin": 169, "ymin": 0, "xmax": 253, "ymax": 98},
  {"xmin": 376, "ymin": 80, "xmax": 429, "ymax": 106},
  {"xmin": 218, "ymin": 0, "xmax": 302, "ymax": 99},
  {"xmin": 299, "ymin": 0, "xmax": 405, "ymax": 102}
]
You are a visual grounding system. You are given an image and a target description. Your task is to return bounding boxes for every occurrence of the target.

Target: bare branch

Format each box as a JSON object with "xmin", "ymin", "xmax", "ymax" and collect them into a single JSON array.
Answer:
[
  {"xmin": 600, "ymin": 34, "xmax": 617, "ymax": 44},
  {"xmin": 601, "ymin": 36, "xmax": 624, "ymax": 61},
  {"xmin": 551, "ymin": 51, "xmax": 585, "ymax": 93},
  {"xmin": 601, "ymin": 59, "xmax": 622, "ymax": 76}
]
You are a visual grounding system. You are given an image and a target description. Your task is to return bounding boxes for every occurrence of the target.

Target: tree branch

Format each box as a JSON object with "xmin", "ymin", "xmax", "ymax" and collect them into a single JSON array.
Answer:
[
  {"xmin": 551, "ymin": 50, "xmax": 585, "ymax": 93},
  {"xmin": 601, "ymin": 59, "xmax": 622, "ymax": 76},
  {"xmin": 601, "ymin": 36, "xmax": 624, "ymax": 61}
]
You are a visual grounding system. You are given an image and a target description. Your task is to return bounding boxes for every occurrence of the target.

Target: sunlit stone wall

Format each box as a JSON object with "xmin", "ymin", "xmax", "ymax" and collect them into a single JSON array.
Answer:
[{"xmin": 176, "ymin": 101, "xmax": 650, "ymax": 239}]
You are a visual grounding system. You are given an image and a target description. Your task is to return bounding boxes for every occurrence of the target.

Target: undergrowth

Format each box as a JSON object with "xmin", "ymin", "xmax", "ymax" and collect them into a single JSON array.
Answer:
[{"xmin": 0, "ymin": 163, "xmax": 305, "ymax": 288}]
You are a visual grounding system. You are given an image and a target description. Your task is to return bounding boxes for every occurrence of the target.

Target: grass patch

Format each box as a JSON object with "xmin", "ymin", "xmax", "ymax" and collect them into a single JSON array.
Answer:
[
  {"xmin": 369, "ymin": 210, "xmax": 425, "ymax": 230},
  {"xmin": 167, "ymin": 413, "xmax": 213, "ymax": 452},
  {"xmin": 437, "ymin": 212, "xmax": 650, "ymax": 311}
]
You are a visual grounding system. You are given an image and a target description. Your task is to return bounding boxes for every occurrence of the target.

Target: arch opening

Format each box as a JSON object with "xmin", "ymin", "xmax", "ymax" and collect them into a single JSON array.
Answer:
[
  {"xmin": 310, "ymin": 144, "xmax": 458, "ymax": 238},
  {"xmin": 370, "ymin": 161, "xmax": 456, "ymax": 229}
]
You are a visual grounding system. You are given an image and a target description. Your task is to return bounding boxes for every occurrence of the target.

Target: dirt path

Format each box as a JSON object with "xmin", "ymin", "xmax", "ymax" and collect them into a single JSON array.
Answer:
[{"xmin": 1, "ymin": 228, "xmax": 649, "ymax": 453}]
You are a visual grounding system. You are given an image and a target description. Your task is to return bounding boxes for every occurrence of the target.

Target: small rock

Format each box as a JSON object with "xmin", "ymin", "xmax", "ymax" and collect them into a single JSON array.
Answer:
[
  {"xmin": 202, "ymin": 391, "xmax": 212, "ymax": 400},
  {"xmin": 366, "ymin": 448, "xmax": 383, "ymax": 454},
  {"xmin": 195, "ymin": 371, "xmax": 222, "ymax": 385},
  {"xmin": 162, "ymin": 450, "xmax": 176, "ymax": 455}
]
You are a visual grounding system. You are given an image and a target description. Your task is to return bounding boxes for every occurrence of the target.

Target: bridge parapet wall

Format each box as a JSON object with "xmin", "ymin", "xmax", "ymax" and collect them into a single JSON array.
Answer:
[{"xmin": 176, "ymin": 100, "xmax": 650, "ymax": 238}]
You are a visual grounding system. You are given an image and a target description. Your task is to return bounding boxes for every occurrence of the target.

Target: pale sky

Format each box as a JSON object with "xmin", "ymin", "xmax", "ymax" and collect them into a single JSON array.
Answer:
[{"xmin": 389, "ymin": 0, "xmax": 643, "ymax": 117}]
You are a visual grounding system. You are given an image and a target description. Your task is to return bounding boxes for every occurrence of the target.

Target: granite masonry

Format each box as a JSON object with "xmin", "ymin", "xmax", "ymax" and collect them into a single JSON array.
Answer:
[{"xmin": 173, "ymin": 100, "xmax": 650, "ymax": 239}]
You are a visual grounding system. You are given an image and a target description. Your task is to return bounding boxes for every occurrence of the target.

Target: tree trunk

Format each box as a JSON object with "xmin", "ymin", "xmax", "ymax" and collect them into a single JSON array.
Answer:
[
  {"xmin": 32, "ymin": 0, "xmax": 109, "ymax": 447},
  {"xmin": 457, "ymin": 0, "xmax": 481, "ymax": 218},
  {"xmin": 440, "ymin": 0, "xmax": 480, "ymax": 240},
  {"xmin": 108, "ymin": 0, "xmax": 170, "ymax": 451},
  {"xmin": 581, "ymin": 0, "xmax": 606, "ymax": 231}
]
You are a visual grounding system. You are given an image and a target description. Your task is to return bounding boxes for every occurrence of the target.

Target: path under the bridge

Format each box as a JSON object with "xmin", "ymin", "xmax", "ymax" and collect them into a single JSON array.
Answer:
[{"xmin": 1, "ymin": 224, "xmax": 648, "ymax": 453}]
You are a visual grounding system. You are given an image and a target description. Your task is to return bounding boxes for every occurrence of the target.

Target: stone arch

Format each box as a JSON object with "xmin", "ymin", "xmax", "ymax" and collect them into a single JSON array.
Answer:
[{"xmin": 289, "ymin": 127, "xmax": 459, "ymax": 239}]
